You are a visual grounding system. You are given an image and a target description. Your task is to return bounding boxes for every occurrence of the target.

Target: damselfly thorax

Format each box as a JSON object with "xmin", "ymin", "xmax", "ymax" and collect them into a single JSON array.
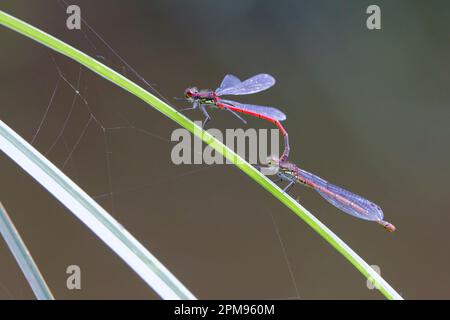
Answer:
[{"xmin": 184, "ymin": 88, "xmax": 217, "ymax": 105}]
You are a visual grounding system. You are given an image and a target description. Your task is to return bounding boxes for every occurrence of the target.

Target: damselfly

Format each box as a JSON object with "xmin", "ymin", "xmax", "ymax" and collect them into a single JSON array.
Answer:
[
  {"xmin": 266, "ymin": 157, "xmax": 396, "ymax": 232},
  {"xmin": 179, "ymin": 74, "xmax": 290, "ymax": 161}
]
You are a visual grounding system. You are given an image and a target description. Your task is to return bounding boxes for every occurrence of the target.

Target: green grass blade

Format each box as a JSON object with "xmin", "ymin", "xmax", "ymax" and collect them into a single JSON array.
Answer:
[
  {"xmin": 0, "ymin": 120, "xmax": 195, "ymax": 300},
  {"xmin": 0, "ymin": 202, "xmax": 54, "ymax": 300},
  {"xmin": 0, "ymin": 10, "xmax": 402, "ymax": 300}
]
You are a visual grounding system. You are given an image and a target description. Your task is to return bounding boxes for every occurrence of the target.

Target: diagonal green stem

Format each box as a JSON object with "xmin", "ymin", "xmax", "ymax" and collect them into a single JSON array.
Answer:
[
  {"xmin": 0, "ymin": 10, "xmax": 402, "ymax": 300},
  {"xmin": 0, "ymin": 202, "xmax": 54, "ymax": 300},
  {"xmin": 0, "ymin": 118, "xmax": 195, "ymax": 299}
]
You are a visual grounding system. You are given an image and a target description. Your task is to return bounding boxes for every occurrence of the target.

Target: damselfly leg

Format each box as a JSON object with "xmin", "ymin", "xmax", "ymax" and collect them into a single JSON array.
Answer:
[
  {"xmin": 275, "ymin": 171, "xmax": 296, "ymax": 193},
  {"xmin": 176, "ymin": 100, "xmax": 199, "ymax": 112},
  {"xmin": 199, "ymin": 105, "xmax": 211, "ymax": 128},
  {"xmin": 225, "ymin": 108, "xmax": 247, "ymax": 124}
]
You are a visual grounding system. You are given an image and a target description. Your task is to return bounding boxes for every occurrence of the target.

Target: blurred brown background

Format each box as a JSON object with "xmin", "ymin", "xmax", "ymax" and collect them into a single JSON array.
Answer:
[{"xmin": 1, "ymin": 0, "xmax": 450, "ymax": 299}]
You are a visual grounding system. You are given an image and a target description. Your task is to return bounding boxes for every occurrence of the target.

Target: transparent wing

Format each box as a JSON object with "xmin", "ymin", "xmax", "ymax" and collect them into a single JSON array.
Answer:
[
  {"xmin": 215, "ymin": 74, "xmax": 275, "ymax": 96},
  {"xmin": 221, "ymin": 99, "xmax": 286, "ymax": 121},
  {"xmin": 299, "ymin": 169, "xmax": 384, "ymax": 222},
  {"xmin": 216, "ymin": 74, "xmax": 241, "ymax": 93}
]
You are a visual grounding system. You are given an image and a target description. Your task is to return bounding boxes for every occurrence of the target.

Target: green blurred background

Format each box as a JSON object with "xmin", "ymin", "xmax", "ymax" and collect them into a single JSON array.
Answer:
[{"xmin": 1, "ymin": 0, "xmax": 450, "ymax": 299}]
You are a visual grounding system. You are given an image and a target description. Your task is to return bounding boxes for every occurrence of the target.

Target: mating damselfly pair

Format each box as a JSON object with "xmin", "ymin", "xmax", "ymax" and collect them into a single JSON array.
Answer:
[{"xmin": 178, "ymin": 74, "xmax": 395, "ymax": 232}]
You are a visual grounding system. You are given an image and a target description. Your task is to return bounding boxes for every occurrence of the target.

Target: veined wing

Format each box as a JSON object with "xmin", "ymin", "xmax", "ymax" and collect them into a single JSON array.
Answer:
[
  {"xmin": 215, "ymin": 74, "xmax": 241, "ymax": 94},
  {"xmin": 215, "ymin": 74, "xmax": 275, "ymax": 96},
  {"xmin": 221, "ymin": 99, "xmax": 286, "ymax": 121},
  {"xmin": 298, "ymin": 169, "xmax": 384, "ymax": 222}
]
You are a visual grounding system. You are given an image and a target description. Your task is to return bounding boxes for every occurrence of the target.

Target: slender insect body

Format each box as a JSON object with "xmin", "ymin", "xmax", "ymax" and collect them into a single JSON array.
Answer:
[
  {"xmin": 180, "ymin": 74, "xmax": 291, "ymax": 161},
  {"xmin": 265, "ymin": 158, "xmax": 396, "ymax": 232}
]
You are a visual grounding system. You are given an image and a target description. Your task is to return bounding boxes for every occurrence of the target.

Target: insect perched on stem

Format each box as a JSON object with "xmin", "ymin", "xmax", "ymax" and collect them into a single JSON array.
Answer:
[
  {"xmin": 265, "ymin": 157, "xmax": 396, "ymax": 232},
  {"xmin": 177, "ymin": 74, "xmax": 290, "ymax": 162}
]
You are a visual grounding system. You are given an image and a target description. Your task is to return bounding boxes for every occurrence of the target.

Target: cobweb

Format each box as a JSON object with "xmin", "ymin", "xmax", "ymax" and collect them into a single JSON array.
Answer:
[
  {"xmin": 3, "ymin": 1, "xmax": 301, "ymax": 299},
  {"xmin": 30, "ymin": 52, "xmax": 212, "ymax": 212},
  {"xmin": 27, "ymin": 0, "xmax": 213, "ymax": 215}
]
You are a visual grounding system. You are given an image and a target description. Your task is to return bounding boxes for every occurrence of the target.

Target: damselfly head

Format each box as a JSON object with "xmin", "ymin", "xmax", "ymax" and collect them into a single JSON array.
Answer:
[
  {"xmin": 266, "ymin": 156, "xmax": 280, "ymax": 167},
  {"xmin": 184, "ymin": 87, "xmax": 198, "ymax": 100}
]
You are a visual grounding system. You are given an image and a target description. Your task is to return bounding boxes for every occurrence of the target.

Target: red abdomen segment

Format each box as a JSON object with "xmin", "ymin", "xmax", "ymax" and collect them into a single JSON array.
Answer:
[{"xmin": 216, "ymin": 102, "xmax": 290, "ymax": 161}]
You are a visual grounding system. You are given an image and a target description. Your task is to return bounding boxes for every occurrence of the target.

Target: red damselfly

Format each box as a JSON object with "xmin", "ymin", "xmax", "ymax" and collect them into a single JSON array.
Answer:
[
  {"xmin": 179, "ymin": 74, "xmax": 290, "ymax": 161},
  {"xmin": 267, "ymin": 157, "xmax": 396, "ymax": 232}
]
